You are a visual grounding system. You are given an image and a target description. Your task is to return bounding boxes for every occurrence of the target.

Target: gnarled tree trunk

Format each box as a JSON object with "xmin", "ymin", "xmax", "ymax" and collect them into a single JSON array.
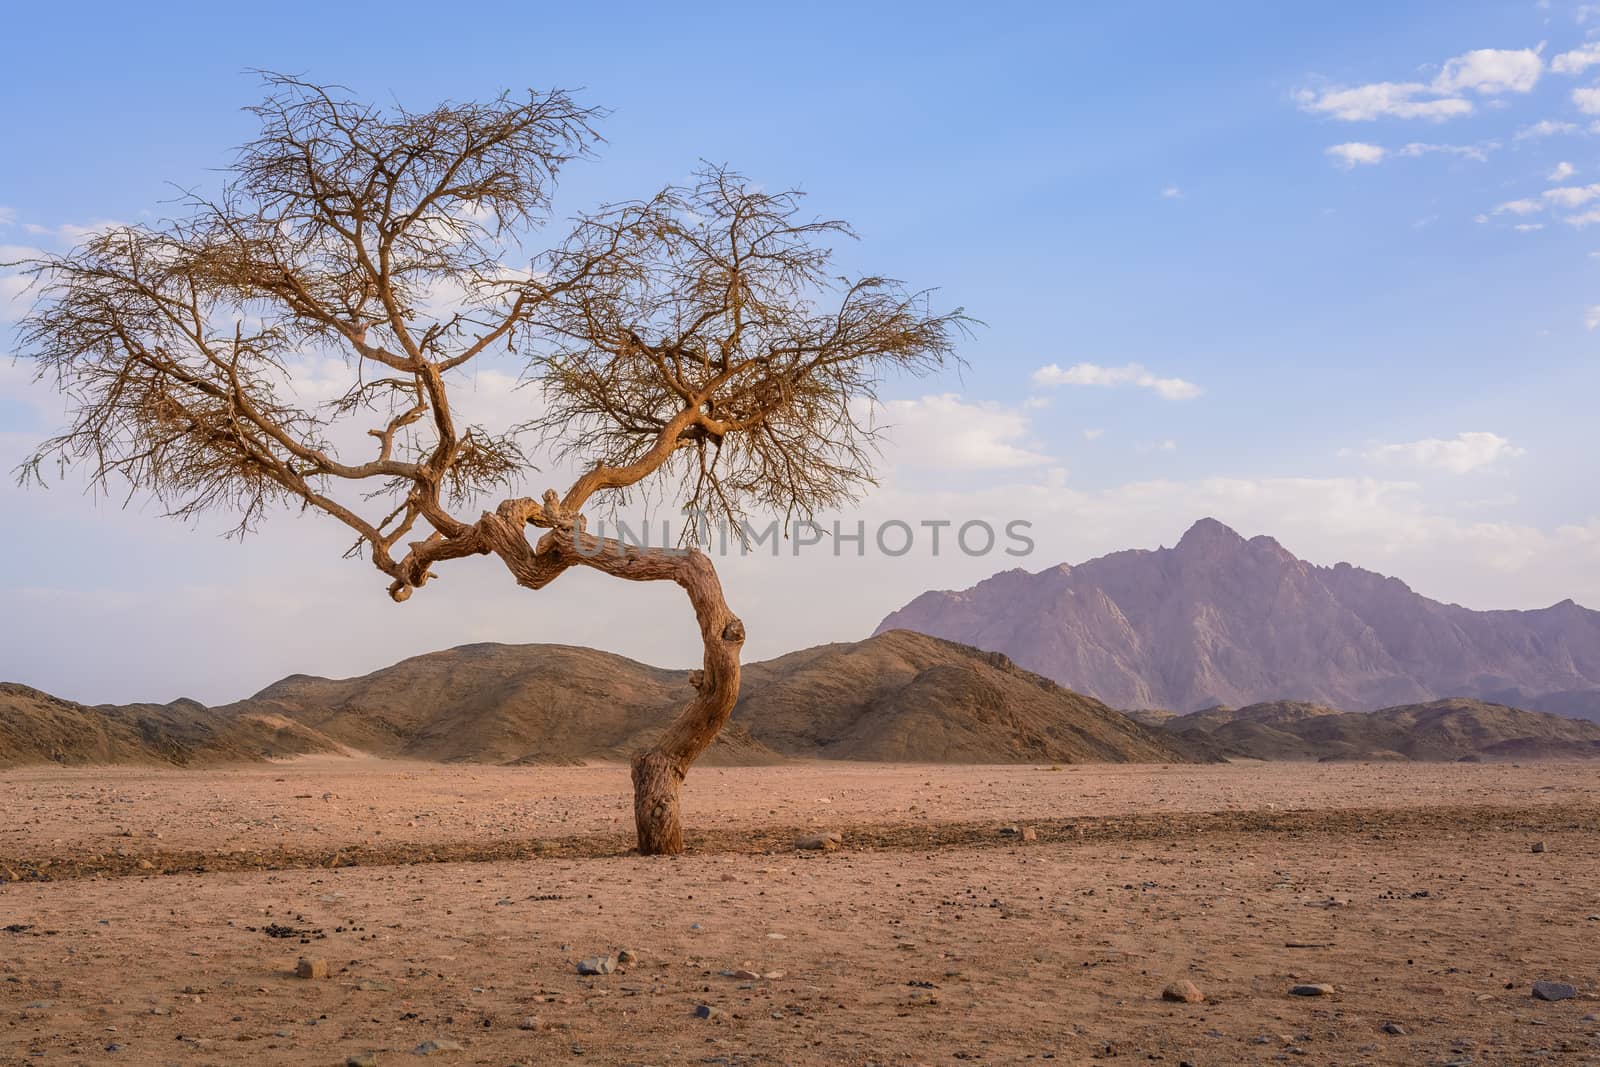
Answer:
[
  {"xmin": 473, "ymin": 504, "xmax": 744, "ymax": 855},
  {"xmin": 631, "ymin": 572, "xmax": 745, "ymax": 854}
]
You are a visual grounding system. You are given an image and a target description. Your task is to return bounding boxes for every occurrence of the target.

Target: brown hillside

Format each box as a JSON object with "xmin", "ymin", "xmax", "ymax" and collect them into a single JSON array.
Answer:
[
  {"xmin": 2, "ymin": 633, "xmax": 1196, "ymax": 768},
  {"xmin": 1155, "ymin": 697, "xmax": 1600, "ymax": 762},
  {"xmin": 0, "ymin": 684, "xmax": 339, "ymax": 768}
]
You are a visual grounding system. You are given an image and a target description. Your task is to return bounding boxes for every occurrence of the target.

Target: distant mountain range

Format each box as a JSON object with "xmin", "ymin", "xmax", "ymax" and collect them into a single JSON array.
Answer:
[
  {"xmin": 1128, "ymin": 698, "xmax": 1600, "ymax": 763},
  {"xmin": 0, "ymin": 631, "xmax": 1191, "ymax": 769},
  {"xmin": 876, "ymin": 518, "xmax": 1600, "ymax": 717}
]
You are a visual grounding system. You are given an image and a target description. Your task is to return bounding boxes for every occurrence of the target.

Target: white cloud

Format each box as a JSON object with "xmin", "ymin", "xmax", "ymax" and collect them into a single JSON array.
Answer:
[
  {"xmin": 0, "ymin": 207, "xmax": 16, "ymax": 227},
  {"xmin": 873, "ymin": 394, "xmax": 1052, "ymax": 471},
  {"xmin": 1514, "ymin": 222, "xmax": 1546, "ymax": 231},
  {"xmin": 1363, "ymin": 432, "xmax": 1525, "ymax": 474},
  {"xmin": 1493, "ymin": 197, "xmax": 1544, "ymax": 215},
  {"xmin": 1550, "ymin": 161, "xmax": 1577, "ymax": 181},
  {"xmin": 1573, "ymin": 86, "xmax": 1600, "ymax": 113},
  {"xmin": 1552, "ymin": 41, "xmax": 1600, "ymax": 73},
  {"xmin": 1545, "ymin": 182, "xmax": 1600, "ymax": 206},
  {"xmin": 1326, "ymin": 142, "xmax": 1385, "ymax": 168},
  {"xmin": 1431, "ymin": 47, "xmax": 1544, "ymax": 94},
  {"xmin": 1331, "ymin": 141, "xmax": 1494, "ymax": 168},
  {"xmin": 1160, "ymin": 185, "xmax": 1183, "ymax": 199},
  {"xmin": 1031, "ymin": 362, "xmax": 1204, "ymax": 400},
  {"xmin": 1586, "ymin": 304, "xmax": 1600, "ymax": 328},
  {"xmin": 1295, "ymin": 82, "xmax": 1472, "ymax": 121},
  {"xmin": 1568, "ymin": 207, "xmax": 1600, "ymax": 227},
  {"xmin": 1396, "ymin": 141, "xmax": 1495, "ymax": 161},
  {"xmin": 1082, "ymin": 428, "xmax": 1105, "ymax": 441},
  {"xmin": 1515, "ymin": 118, "xmax": 1579, "ymax": 138}
]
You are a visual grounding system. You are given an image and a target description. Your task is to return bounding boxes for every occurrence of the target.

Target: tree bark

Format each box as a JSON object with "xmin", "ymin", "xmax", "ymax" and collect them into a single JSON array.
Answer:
[
  {"xmin": 473, "ymin": 504, "xmax": 744, "ymax": 856},
  {"xmin": 630, "ymin": 600, "xmax": 746, "ymax": 855}
]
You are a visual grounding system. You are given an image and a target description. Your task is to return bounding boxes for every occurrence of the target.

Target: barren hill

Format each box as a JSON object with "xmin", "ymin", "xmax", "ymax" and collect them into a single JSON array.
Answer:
[
  {"xmin": 1, "ymin": 632, "xmax": 1193, "ymax": 768},
  {"xmin": 876, "ymin": 517, "xmax": 1600, "ymax": 714},
  {"xmin": 0, "ymin": 683, "xmax": 340, "ymax": 768},
  {"xmin": 1156, "ymin": 697, "xmax": 1600, "ymax": 762}
]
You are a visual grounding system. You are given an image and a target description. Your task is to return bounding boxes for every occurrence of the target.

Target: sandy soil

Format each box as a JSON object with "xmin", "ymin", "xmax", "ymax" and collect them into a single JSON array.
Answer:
[{"xmin": 2, "ymin": 760, "xmax": 1599, "ymax": 1066}]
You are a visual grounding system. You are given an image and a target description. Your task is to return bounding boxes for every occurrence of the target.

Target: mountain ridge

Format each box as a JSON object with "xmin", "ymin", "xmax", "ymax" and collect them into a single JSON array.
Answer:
[
  {"xmin": 0, "ymin": 631, "xmax": 1193, "ymax": 768},
  {"xmin": 875, "ymin": 518, "xmax": 1600, "ymax": 714}
]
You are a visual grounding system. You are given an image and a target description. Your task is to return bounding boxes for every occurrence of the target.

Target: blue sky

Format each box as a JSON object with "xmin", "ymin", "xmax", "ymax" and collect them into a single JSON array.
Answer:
[{"xmin": 4, "ymin": 1, "xmax": 1600, "ymax": 702}]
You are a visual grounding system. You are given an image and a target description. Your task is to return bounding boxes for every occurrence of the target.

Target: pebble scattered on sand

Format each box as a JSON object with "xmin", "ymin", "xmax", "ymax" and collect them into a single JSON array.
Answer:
[
  {"xmin": 294, "ymin": 957, "xmax": 328, "ymax": 979},
  {"xmin": 412, "ymin": 1037, "xmax": 462, "ymax": 1055},
  {"xmin": 1289, "ymin": 983, "xmax": 1335, "ymax": 997},
  {"xmin": 1532, "ymin": 980, "xmax": 1577, "ymax": 1001},
  {"xmin": 795, "ymin": 831, "xmax": 842, "ymax": 851},
  {"xmin": 1162, "ymin": 979, "xmax": 1204, "ymax": 1003}
]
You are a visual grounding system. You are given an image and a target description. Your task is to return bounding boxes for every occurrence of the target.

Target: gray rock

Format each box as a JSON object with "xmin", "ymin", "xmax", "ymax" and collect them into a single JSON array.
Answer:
[
  {"xmin": 616, "ymin": 948, "xmax": 638, "ymax": 965},
  {"xmin": 294, "ymin": 957, "xmax": 328, "ymax": 980},
  {"xmin": 347, "ymin": 1055, "xmax": 379, "ymax": 1067},
  {"xmin": 1382, "ymin": 1022, "xmax": 1406, "ymax": 1035},
  {"xmin": 577, "ymin": 955, "xmax": 615, "ymax": 976},
  {"xmin": 1531, "ymin": 840, "xmax": 1546, "ymax": 854},
  {"xmin": 693, "ymin": 1003, "xmax": 725, "ymax": 1020},
  {"xmin": 1289, "ymin": 983, "xmax": 1335, "ymax": 997},
  {"xmin": 518, "ymin": 1016, "xmax": 542, "ymax": 1031},
  {"xmin": 412, "ymin": 1038, "xmax": 462, "ymax": 1055},
  {"xmin": 1532, "ymin": 980, "xmax": 1577, "ymax": 1001}
]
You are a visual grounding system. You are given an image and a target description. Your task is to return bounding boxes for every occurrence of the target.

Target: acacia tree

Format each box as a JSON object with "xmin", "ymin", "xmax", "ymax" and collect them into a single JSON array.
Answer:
[{"xmin": 14, "ymin": 75, "xmax": 963, "ymax": 855}]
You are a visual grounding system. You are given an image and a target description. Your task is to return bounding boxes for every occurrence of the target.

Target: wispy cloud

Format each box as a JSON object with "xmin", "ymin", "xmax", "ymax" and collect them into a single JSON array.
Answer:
[
  {"xmin": 1551, "ymin": 40, "xmax": 1600, "ymax": 73},
  {"xmin": 873, "ymin": 394, "xmax": 1053, "ymax": 471},
  {"xmin": 1326, "ymin": 142, "xmax": 1386, "ymax": 168},
  {"xmin": 1515, "ymin": 118, "xmax": 1579, "ymax": 139},
  {"xmin": 1032, "ymin": 362, "xmax": 1204, "ymax": 401},
  {"xmin": 1364, "ymin": 432, "xmax": 1525, "ymax": 474},
  {"xmin": 1296, "ymin": 82, "xmax": 1472, "ymax": 121},
  {"xmin": 1297, "ymin": 46, "xmax": 1543, "ymax": 122}
]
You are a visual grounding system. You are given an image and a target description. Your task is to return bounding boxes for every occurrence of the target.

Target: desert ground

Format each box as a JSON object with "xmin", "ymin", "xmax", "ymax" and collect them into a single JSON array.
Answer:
[{"xmin": 2, "ymin": 759, "xmax": 1598, "ymax": 1066}]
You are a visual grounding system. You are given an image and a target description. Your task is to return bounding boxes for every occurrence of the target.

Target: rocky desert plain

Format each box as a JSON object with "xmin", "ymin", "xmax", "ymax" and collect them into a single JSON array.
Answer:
[{"xmin": 2, "ymin": 757, "xmax": 1599, "ymax": 1066}]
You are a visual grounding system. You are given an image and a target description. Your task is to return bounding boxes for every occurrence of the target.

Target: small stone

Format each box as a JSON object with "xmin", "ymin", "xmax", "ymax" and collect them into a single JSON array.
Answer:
[
  {"xmin": 412, "ymin": 1038, "xmax": 462, "ymax": 1055},
  {"xmin": 795, "ymin": 831, "xmax": 842, "ymax": 851},
  {"xmin": 729, "ymin": 968, "xmax": 762, "ymax": 980},
  {"xmin": 998, "ymin": 825, "xmax": 1020, "ymax": 836},
  {"xmin": 577, "ymin": 955, "xmax": 615, "ymax": 976},
  {"xmin": 347, "ymin": 1055, "xmax": 379, "ymax": 1067},
  {"xmin": 1532, "ymin": 981, "xmax": 1577, "ymax": 1001},
  {"xmin": 1162, "ymin": 979, "xmax": 1204, "ymax": 1004},
  {"xmin": 1021, "ymin": 827, "xmax": 1038, "ymax": 842},
  {"xmin": 693, "ymin": 1003, "xmax": 724, "ymax": 1020},
  {"xmin": 1289, "ymin": 983, "xmax": 1335, "ymax": 997},
  {"xmin": 616, "ymin": 949, "xmax": 637, "ymax": 965},
  {"xmin": 1531, "ymin": 840, "xmax": 1546, "ymax": 854},
  {"xmin": 1382, "ymin": 1022, "xmax": 1406, "ymax": 1035},
  {"xmin": 295, "ymin": 957, "xmax": 328, "ymax": 980},
  {"xmin": 135, "ymin": 860, "xmax": 154, "ymax": 871},
  {"xmin": 518, "ymin": 1017, "xmax": 541, "ymax": 1031},
  {"xmin": 762, "ymin": 970, "xmax": 784, "ymax": 979}
]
